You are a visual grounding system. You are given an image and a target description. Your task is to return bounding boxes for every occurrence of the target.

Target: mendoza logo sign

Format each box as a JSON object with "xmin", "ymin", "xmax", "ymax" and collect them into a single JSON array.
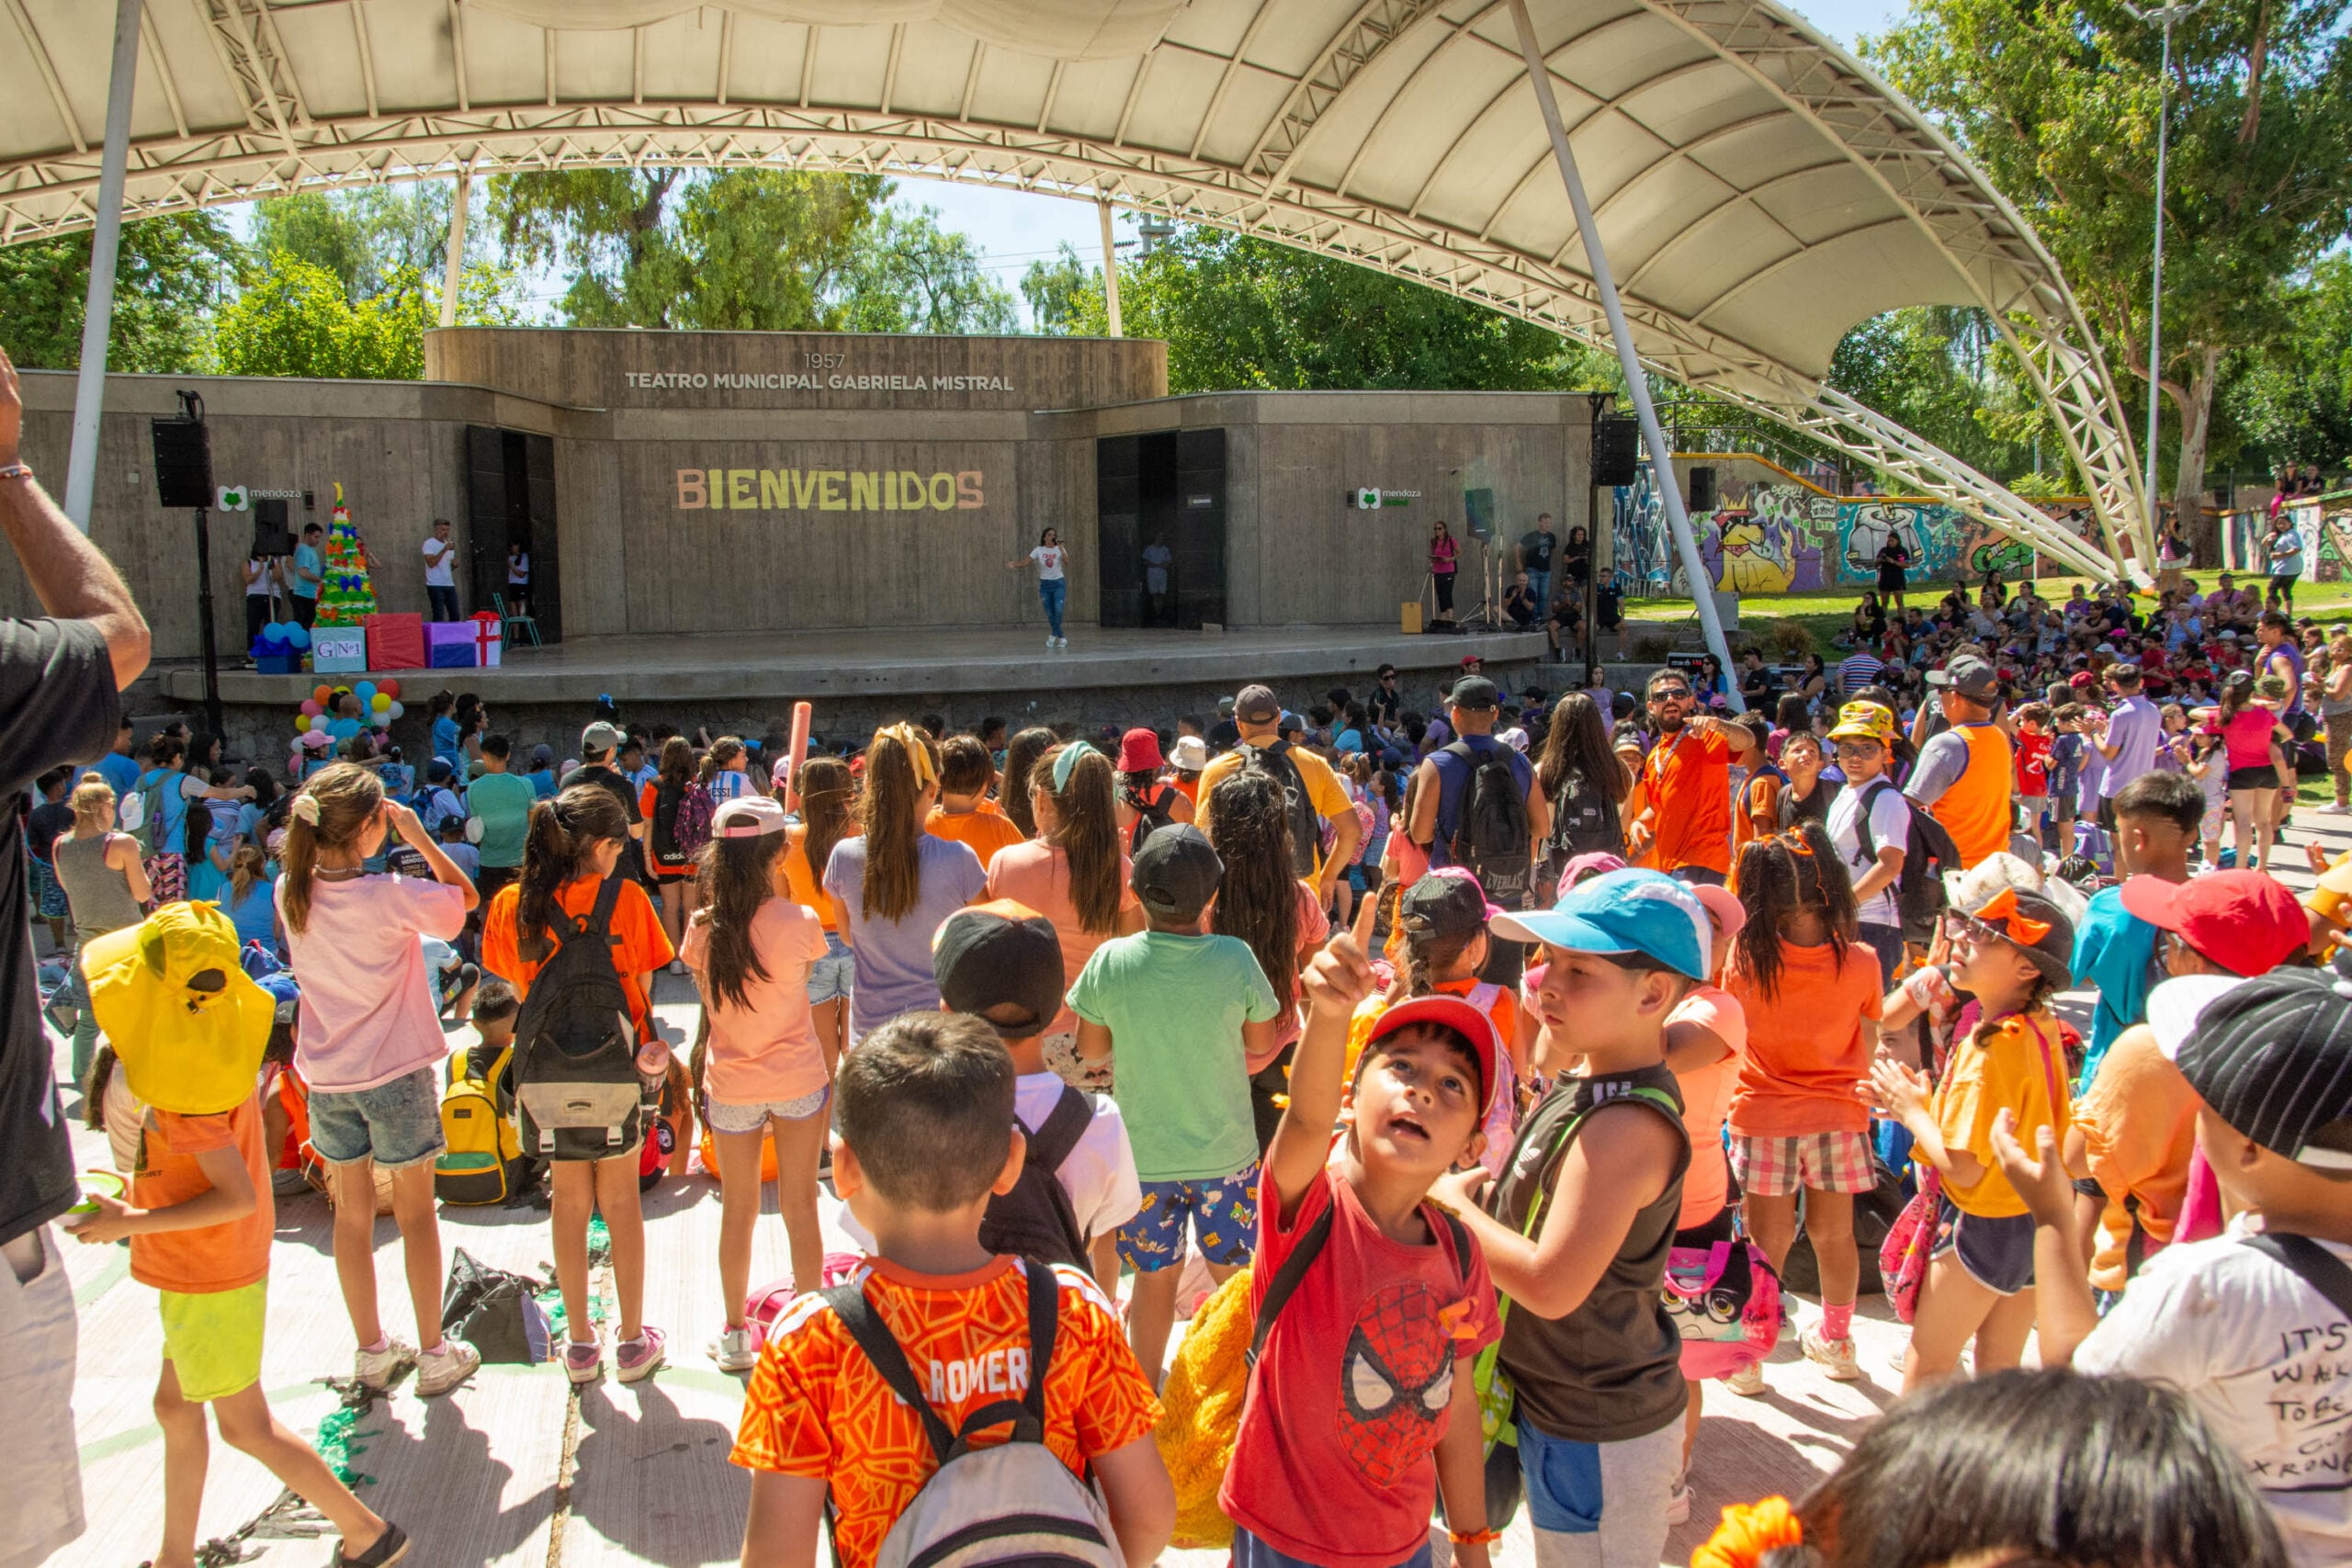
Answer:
[{"xmin": 678, "ymin": 468, "xmax": 986, "ymax": 513}]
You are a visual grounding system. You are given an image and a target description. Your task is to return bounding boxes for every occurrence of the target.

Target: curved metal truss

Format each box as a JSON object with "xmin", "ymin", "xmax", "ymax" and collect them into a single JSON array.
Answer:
[{"xmin": 0, "ymin": 0, "xmax": 2149, "ymax": 578}]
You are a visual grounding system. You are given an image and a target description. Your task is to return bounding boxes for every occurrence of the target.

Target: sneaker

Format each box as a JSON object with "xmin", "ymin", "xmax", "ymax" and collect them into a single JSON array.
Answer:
[
  {"xmin": 1665, "ymin": 1476, "xmax": 1691, "ymax": 1526},
  {"xmin": 616, "ymin": 1326, "xmax": 667, "ymax": 1384},
  {"xmin": 414, "ymin": 1337, "xmax": 480, "ymax": 1397},
  {"xmin": 1801, "ymin": 1325, "xmax": 1863, "ymax": 1381},
  {"xmin": 333, "ymin": 1522, "xmax": 411, "ymax": 1567},
  {"xmin": 2322, "ymin": 802, "xmax": 2352, "ymax": 815},
  {"xmin": 354, "ymin": 1337, "xmax": 416, "ymax": 1392},
  {"xmin": 1723, "ymin": 1360, "xmax": 1767, "ymax": 1397},
  {"xmin": 563, "ymin": 1339, "xmax": 604, "ymax": 1385},
  {"xmin": 1046, "ymin": 635, "xmax": 1057, "ymax": 649},
  {"xmin": 710, "ymin": 1325, "xmax": 762, "ymax": 1373}
]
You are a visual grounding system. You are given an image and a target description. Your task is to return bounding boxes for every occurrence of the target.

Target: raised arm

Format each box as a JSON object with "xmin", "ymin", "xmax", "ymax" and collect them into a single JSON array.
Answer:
[{"xmin": 1268, "ymin": 901, "xmax": 1378, "ymax": 1223}]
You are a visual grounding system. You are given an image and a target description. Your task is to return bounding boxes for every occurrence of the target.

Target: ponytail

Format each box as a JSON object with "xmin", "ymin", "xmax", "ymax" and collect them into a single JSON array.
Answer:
[
  {"xmin": 515, "ymin": 784, "xmax": 629, "ymax": 960},
  {"xmin": 860, "ymin": 725, "xmax": 940, "ymax": 921},
  {"xmin": 279, "ymin": 762, "xmax": 383, "ymax": 936}
]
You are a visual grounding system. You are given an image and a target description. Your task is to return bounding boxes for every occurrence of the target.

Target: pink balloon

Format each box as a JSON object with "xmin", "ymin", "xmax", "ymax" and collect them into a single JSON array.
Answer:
[{"xmin": 300, "ymin": 699, "xmax": 322, "ymax": 717}]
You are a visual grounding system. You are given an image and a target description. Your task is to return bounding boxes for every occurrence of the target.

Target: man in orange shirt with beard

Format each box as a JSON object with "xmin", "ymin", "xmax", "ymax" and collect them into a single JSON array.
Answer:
[{"xmin": 1627, "ymin": 670, "xmax": 1758, "ymax": 887}]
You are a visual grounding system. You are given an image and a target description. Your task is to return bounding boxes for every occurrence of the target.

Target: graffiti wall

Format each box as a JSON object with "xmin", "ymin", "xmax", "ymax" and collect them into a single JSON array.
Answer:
[{"xmin": 1609, "ymin": 462, "xmax": 2065, "ymax": 597}]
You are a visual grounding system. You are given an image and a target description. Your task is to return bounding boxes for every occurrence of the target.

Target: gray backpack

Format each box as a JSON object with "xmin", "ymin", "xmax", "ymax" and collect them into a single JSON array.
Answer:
[{"xmin": 820, "ymin": 1260, "xmax": 1125, "ymax": 1568}]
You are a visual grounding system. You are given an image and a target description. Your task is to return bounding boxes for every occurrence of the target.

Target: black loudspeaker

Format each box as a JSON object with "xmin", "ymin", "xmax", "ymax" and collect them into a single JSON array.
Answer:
[
  {"xmin": 151, "ymin": 418, "xmax": 213, "ymax": 509},
  {"xmin": 1591, "ymin": 416, "xmax": 1642, "ymax": 487},
  {"xmin": 251, "ymin": 497, "xmax": 294, "ymax": 558},
  {"xmin": 1689, "ymin": 466, "xmax": 1717, "ymax": 513},
  {"xmin": 1464, "ymin": 487, "xmax": 1496, "ymax": 542}
]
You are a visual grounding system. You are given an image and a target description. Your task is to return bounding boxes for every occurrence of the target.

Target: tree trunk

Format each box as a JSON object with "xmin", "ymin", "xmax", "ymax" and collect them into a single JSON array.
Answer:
[{"xmin": 2173, "ymin": 344, "xmax": 2223, "ymax": 567}]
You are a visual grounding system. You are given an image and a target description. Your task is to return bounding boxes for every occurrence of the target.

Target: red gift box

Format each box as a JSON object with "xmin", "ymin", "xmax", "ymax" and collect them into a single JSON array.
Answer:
[{"xmin": 363, "ymin": 612, "xmax": 425, "ymax": 670}]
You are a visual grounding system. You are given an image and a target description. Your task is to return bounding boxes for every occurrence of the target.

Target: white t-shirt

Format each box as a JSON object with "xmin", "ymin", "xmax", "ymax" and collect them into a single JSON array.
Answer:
[
  {"xmin": 1030, "ymin": 544, "xmax": 1067, "ymax": 581},
  {"xmin": 838, "ymin": 1071, "xmax": 1141, "ymax": 1249},
  {"xmin": 508, "ymin": 551, "xmax": 529, "ymax": 585},
  {"xmin": 2076, "ymin": 1216, "xmax": 2352, "ymax": 1564},
  {"xmin": 244, "ymin": 558, "xmax": 275, "ymax": 598},
  {"xmin": 1826, "ymin": 775, "xmax": 1912, "ymax": 929},
  {"xmin": 423, "ymin": 534, "xmax": 456, "ymax": 587}
]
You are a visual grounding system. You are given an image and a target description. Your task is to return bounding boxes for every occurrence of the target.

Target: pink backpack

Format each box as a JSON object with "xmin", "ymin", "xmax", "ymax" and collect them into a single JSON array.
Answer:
[
  {"xmin": 743, "ymin": 1253, "xmax": 866, "ymax": 1340},
  {"xmin": 1664, "ymin": 1236, "xmax": 1783, "ymax": 1380}
]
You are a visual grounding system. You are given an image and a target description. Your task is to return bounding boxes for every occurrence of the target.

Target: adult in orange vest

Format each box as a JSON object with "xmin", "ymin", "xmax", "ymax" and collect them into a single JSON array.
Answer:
[{"xmin": 1905, "ymin": 653, "xmax": 2015, "ymax": 870}]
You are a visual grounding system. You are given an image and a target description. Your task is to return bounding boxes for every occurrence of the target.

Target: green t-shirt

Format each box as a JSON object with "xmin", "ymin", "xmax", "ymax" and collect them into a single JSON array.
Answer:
[
  {"xmin": 1067, "ymin": 930, "xmax": 1278, "ymax": 1183},
  {"xmin": 465, "ymin": 770, "xmax": 538, "ymax": 869}
]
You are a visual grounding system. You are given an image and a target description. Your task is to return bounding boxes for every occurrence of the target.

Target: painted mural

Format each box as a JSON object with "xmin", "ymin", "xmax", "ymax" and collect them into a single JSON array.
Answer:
[{"xmin": 1609, "ymin": 464, "xmax": 2068, "ymax": 597}]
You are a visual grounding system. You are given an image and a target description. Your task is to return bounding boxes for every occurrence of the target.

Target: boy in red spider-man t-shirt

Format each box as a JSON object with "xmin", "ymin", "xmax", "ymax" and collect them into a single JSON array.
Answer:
[{"xmin": 1220, "ymin": 902, "xmax": 1503, "ymax": 1568}]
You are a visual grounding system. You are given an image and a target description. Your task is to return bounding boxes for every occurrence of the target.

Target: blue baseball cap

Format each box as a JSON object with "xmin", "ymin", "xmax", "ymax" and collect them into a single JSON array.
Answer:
[{"xmin": 1491, "ymin": 869, "xmax": 1712, "ymax": 981}]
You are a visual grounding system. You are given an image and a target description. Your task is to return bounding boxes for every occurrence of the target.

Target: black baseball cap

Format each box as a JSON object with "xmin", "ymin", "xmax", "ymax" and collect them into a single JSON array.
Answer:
[
  {"xmin": 2150, "ymin": 964, "xmax": 2352, "ymax": 1172},
  {"xmin": 1928, "ymin": 654, "xmax": 2000, "ymax": 702},
  {"xmin": 1235, "ymin": 684, "xmax": 1281, "ymax": 725},
  {"xmin": 933, "ymin": 900, "xmax": 1066, "ymax": 1039},
  {"xmin": 1448, "ymin": 676, "xmax": 1499, "ymax": 711},
  {"xmin": 1133, "ymin": 824, "xmax": 1224, "ymax": 919},
  {"xmin": 1401, "ymin": 867, "xmax": 1500, "ymax": 943}
]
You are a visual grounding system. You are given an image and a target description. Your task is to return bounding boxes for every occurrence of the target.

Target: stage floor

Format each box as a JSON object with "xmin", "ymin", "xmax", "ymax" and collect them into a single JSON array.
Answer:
[{"xmin": 161, "ymin": 622, "xmax": 1552, "ymax": 705}]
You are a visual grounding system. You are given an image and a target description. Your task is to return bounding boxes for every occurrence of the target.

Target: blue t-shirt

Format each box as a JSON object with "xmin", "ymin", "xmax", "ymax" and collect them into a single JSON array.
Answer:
[
  {"xmin": 1427, "ymin": 736, "xmax": 1535, "ymax": 866},
  {"xmin": 2071, "ymin": 885, "xmax": 2160, "ymax": 1090},
  {"xmin": 92, "ymin": 750, "xmax": 140, "ymax": 798},
  {"xmin": 821, "ymin": 832, "xmax": 989, "ymax": 1033},
  {"xmin": 291, "ymin": 543, "xmax": 322, "ymax": 600},
  {"xmin": 224, "ymin": 877, "xmax": 279, "ymax": 953},
  {"xmin": 526, "ymin": 768, "xmax": 557, "ymax": 799},
  {"xmin": 431, "ymin": 715, "xmax": 462, "ymax": 767}
]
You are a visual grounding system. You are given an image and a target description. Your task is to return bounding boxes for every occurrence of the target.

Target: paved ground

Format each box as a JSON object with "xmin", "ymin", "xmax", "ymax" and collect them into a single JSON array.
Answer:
[{"xmin": 41, "ymin": 813, "xmax": 2349, "ymax": 1567}]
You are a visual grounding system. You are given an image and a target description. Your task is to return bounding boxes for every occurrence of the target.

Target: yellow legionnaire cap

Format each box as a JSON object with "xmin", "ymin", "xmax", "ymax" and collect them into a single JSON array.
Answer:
[{"xmin": 81, "ymin": 902, "xmax": 273, "ymax": 1114}]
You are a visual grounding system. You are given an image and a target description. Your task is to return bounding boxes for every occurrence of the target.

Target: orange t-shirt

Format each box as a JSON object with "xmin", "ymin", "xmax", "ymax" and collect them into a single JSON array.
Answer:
[
  {"xmin": 481, "ymin": 875, "xmax": 675, "ymax": 1036},
  {"xmin": 1643, "ymin": 727, "xmax": 1734, "ymax": 875},
  {"xmin": 730, "ymin": 1257, "xmax": 1160, "ymax": 1568},
  {"xmin": 2074, "ymin": 1026, "xmax": 2199, "ymax": 1291},
  {"xmin": 783, "ymin": 823, "xmax": 857, "ymax": 932},
  {"xmin": 130, "ymin": 1094, "xmax": 272, "ymax": 1294},
  {"xmin": 1725, "ymin": 938, "xmax": 1883, "ymax": 1137},
  {"xmin": 1731, "ymin": 770, "xmax": 1782, "ymax": 856},
  {"xmin": 984, "ymin": 840, "xmax": 1139, "ymax": 1034},
  {"xmin": 925, "ymin": 806, "xmax": 1028, "ymax": 870}
]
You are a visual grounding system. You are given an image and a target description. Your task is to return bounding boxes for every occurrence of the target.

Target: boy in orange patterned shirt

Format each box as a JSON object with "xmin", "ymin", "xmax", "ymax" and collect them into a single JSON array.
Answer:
[{"xmin": 732, "ymin": 1013, "xmax": 1173, "ymax": 1568}]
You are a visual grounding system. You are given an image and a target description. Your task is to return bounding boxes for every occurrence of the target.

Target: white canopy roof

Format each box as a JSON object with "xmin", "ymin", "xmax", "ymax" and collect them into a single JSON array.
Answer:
[{"xmin": 0, "ymin": 0, "xmax": 2146, "ymax": 565}]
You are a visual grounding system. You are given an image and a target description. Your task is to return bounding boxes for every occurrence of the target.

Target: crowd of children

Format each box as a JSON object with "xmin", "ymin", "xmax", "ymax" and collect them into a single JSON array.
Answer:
[{"xmin": 28, "ymin": 611, "xmax": 2352, "ymax": 1568}]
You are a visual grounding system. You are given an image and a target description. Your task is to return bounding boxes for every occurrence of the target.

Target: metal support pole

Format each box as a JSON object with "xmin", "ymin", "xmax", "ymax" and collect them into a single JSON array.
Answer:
[
  {"xmin": 2144, "ymin": 16, "xmax": 2175, "ymax": 534},
  {"xmin": 440, "ymin": 164, "xmax": 472, "ymax": 330},
  {"xmin": 1098, "ymin": 198, "xmax": 1123, "ymax": 337},
  {"xmin": 63, "ymin": 0, "xmax": 143, "ymax": 532},
  {"xmin": 1507, "ymin": 0, "xmax": 1740, "ymax": 707},
  {"xmin": 193, "ymin": 505, "xmax": 224, "ymax": 737}
]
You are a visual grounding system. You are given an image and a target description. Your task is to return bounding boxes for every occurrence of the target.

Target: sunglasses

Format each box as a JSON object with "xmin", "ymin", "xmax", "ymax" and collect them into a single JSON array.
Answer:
[{"xmin": 1652, "ymin": 686, "xmax": 1691, "ymax": 701}]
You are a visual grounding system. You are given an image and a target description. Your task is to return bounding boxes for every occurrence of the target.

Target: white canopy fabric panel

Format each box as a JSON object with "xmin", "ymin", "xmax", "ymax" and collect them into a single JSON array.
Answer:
[{"xmin": 0, "ymin": 0, "xmax": 2148, "ymax": 561}]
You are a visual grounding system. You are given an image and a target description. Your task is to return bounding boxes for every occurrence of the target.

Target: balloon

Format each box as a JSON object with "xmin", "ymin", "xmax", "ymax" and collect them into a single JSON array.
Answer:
[
  {"xmin": 373, "ymin": 712, "xmax": 392, "ymax": 728},
  {"xmin": 261, "ymin": 625, "xmax": 288, "ymax": 647},
  {"xmin": 356, "ymin": 682, "xmax": 376, "ymax": 704},
  {"xmin": 288, "ymin": 625, "xmax": 311, "ymax": 650},
  {"xmin": 378, "ymin": 678, "xmax": 401, "ymax": 699},
  {"xmin": 300, "ymin": 699, "xmax": 322, "ymax": 718},
  {"xmin": 371, "ymin": 694, "xmax": 390, "ymax": 712},
  {"xmin": 386, "ymin": 701, "xmax": 405, "ymax": 720},
  {"xmin": 312, "ymin": 685, "xmax": 332, "ymax": 705}
]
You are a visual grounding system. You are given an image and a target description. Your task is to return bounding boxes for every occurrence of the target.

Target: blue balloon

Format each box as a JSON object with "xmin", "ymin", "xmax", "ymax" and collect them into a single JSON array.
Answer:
[
  {"xmin": 287, "ymin": 625, "xmax": 311, "ymax": 649},
  {"xmin": 356, "ymin": 682, "xmax": 377, "ymax": 704},
  {"xmin": 260, "ymin": 624, "xmax": 288, "ymax": 646}
]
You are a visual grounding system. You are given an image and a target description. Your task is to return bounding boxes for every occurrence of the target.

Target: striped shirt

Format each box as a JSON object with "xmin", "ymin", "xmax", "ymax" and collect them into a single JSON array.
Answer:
[{"xmin": 1838, "ymin": 652, "xmax": 1883, "ymax": 699}]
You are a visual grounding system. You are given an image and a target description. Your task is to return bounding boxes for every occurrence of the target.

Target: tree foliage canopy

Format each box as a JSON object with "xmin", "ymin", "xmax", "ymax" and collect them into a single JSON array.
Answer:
[{"xmin": 0, "ymin": 211, "xmax": 237, "ymax": 372}]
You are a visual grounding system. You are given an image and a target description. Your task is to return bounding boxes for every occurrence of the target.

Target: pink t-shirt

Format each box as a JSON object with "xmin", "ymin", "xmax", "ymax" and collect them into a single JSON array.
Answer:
[
  {"xmin": 1259, "ymin": 878, "xmax": 1331, "ymax": 1061},
  {"xmin": 1668, "ymin": 983, "xmax": 1747, "ymax": 1228},
  {"xmin": 984, "ymin": 840, "xmax": 1138, "ymax": 1034},
  {"xmin": 680, "ymin": 898, "xmax": 831, "ymax": 1105},
  {"xmin": 2221, "ymin": 705, "xmax": 2284, "ymax": 771},
  {"xmin": 280, "ymin": 874, "xmax": 468, "ymax": 1092}
]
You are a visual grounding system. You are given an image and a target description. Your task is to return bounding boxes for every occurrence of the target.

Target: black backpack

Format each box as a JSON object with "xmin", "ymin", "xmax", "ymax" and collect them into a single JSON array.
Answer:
[
  {"xmin": 1544, "ymin": 765, "xmax": 1626, "ymax": 862},
  {"xmin": 1852, "ymin": 778, "xmax": 1962, "ymax": 943},
  {"xmin": 1443, "ymin": 740, "xmax": 1534, "ymax": 910},
  {"xmin": 511, "ymin": 874, "xmax": 649, "ymax": 1160},
  {"xmin": 1237, "ymin": 740, "xmax": 1322, "ymax": 878},
  {"xmin": 978, "ymin": 1086, "xmax": 1095, "ymax": 1270},
  {"xmin": 1125, "ymin": 784, "xmax": 1179, "ymax": 855},
  {"xmin": 650, "ymin": 779, "xmax": 688, "ymax": 871}
]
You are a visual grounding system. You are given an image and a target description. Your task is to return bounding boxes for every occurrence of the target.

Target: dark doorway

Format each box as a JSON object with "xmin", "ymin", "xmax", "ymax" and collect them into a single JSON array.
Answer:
[
  {"xmin": 463, "ymin": 426, "xmax": 561, "ymax": 643},
  {"xmin": 1097, "ymin": 428, "xmax": 1225, "ymax": 628}
]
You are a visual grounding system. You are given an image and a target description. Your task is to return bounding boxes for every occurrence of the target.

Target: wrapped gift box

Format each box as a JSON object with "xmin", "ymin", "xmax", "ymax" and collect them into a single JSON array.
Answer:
[
  {"xmin": 312, "ymin": 628, "xmax": 368, "ymax": 673},
  {"xmin": 426, "ymin": 621, "xmax": 477, "ymax": 669},
  {"xmin": 363, "ymin": 612, "xmax": 425, "ymax": 670},
  {"xmin": 469, "ymin": 612, "xmax": 503, "ymax": 668}
]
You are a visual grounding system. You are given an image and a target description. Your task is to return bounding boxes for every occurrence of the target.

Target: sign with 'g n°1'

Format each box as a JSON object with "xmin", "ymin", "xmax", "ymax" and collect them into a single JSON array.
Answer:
[{"xmin": 678, "ymin": 468, "xmax": 986, "ymax": 513}]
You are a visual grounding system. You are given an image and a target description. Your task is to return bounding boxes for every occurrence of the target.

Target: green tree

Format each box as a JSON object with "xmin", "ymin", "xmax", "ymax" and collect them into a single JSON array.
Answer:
[
  {"xmin": 208, "ymin": 249, "xmax": 516, "ymax": 379},
  {"xmin": 837, "ymin": 205, "xmax": 1019, "ymax": 333},
  {"xmin": 488, "ymin": 168, "xmax": 688, "ymax": 327},
  {"xmin": 2229, "ymin": 255, "xmax": 2352, "ymax": 470},
  {"xmin": 1038, "ymin": 226, "xmax": 1606, "ymax": 391},
  {"xmin": 0, "ymin": 210, "xmax": 239, "ymax": 372},
  {"xmin": 1868, "ymin": 0, "xmax": 2352, "ymax": 543},
  {"xmin": 250, "ymin": 184, "xmax": 457, "ymax": 300},
  {"xmin": 1021, "ymin": 242, "xmax": 1096, "ymax": 334}
]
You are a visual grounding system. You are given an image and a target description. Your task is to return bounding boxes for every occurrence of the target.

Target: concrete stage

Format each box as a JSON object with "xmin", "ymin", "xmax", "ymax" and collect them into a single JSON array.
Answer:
[{"xmin": 161, "ymin": 623, "xmax": 1552, "ymax": 706}]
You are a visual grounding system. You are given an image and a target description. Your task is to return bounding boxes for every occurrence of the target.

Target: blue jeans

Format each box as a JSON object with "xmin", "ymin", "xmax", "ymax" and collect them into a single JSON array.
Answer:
[
  {"xmin": 1528, "ymin": 568, "xmax": 1552, "ymax": 614},
  {"xmin": 427, "ymin": 584, "xmax": 459, "ymax": 621},
  {"xmin": 1038, "ymin": 577, "xmax": 1066, "ymax": 638}
]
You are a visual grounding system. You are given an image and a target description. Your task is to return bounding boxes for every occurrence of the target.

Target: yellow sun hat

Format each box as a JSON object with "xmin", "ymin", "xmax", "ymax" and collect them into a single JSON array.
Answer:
[
  {"xmin": 1826, "ymin": 700, "xmax": 1896, "ymax": 745},
  {"xmin": 81, "ymin": 901, "xmax": 274, "ymax": 1114}
]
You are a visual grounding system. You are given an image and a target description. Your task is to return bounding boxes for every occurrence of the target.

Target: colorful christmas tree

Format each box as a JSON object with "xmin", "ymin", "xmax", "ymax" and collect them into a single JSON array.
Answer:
[{"xmin": 315, "ymin": 483, "xmax": 379, "ymax": 626}]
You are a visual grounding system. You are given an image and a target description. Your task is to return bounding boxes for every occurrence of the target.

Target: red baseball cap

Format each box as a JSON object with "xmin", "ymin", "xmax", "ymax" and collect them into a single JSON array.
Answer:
[
  {"xmin": 1362, "ymin": 994, "xmax": 1504, "ymax": 1118},
  {"xmin": 2119, "ymin": 872, "xmax": 2310, "ymax": 977}
]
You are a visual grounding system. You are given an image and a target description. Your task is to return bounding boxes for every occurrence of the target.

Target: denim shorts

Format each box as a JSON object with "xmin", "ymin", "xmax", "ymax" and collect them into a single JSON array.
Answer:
[
  {"xmin": 307, "ymin": 1065, "xmax": 446, "ymax": 1169},
  {"xmin": 1934, "ymin": 1194, "xmax": 2037, "ymax": 1295},
  {"xmin": 1116, "ymin": 1163, "xmax": 1258, "ymax": 1272},
  {"xmin": 807, "ymin": 930, "xmax": 853, "ymax": 1005},
  {"xmin": 704, "ymin": 1084, "xmax": 829, "ymax": 1135}
]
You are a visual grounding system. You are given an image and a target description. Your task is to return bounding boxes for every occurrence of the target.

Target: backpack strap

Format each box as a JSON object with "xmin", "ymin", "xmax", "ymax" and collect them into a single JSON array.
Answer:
[
  {"xmin": 1024, "ymin": 1086, "xmax": 1093, "ymax": 1179},
  {"xmin": 820, "ymin": 1279, "xmax": 961, "ymax": 1466},
  {"xmin": 942, "ymin": 1258, "xmax": 1059, "ymax": 1458},
  {"xmin": 2241, "ymin": 1233, "xmax": 2352, "ymax": 1325},
  {"xmin": 1245, "ymin": 1199, "xmax": 1338, "ymax": 1369},
  {"xmin": 1852, "ymin": 777, "xmax": 1894, "ymax": 870}
]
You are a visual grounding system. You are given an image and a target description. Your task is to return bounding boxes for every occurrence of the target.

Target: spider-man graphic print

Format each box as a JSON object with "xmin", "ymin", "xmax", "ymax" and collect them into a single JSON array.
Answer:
[{"xmin": 1221, "ymin": 1170, "xmax": 1502, "ymax": 1568}]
